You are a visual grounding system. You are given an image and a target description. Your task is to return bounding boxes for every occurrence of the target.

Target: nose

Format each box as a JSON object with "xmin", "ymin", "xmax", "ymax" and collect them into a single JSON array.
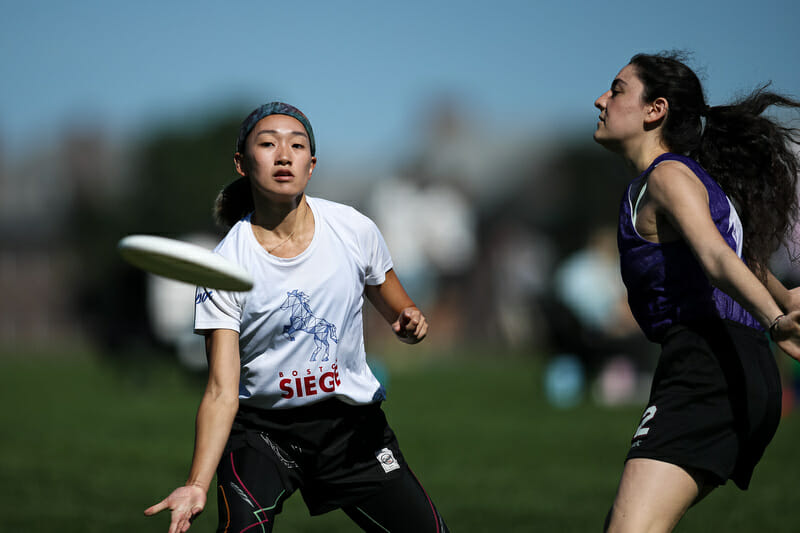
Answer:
[
  {"xmin": 595, "ymin": 91, "xmax": 609, "ymax": 111},
  {"xmin": 274, "ymin": 142, "xmax": 292, "ymax": 165}
]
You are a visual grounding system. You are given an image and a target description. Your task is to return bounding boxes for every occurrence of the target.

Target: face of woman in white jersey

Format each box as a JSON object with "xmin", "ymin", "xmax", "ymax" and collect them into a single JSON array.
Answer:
[
  {"xmin": 593, "ymin": 64, "xmax": 653, "ymax": 153},
  {"xmin": 234, "ymin": 113, "xmax": 317, "ymax": 202}
]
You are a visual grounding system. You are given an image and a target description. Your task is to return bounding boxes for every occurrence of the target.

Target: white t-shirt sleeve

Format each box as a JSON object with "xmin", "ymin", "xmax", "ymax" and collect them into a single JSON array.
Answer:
[
  {"xmin": 361, "ymin": 217, "xmax": 393, "ymax": 286},
  {"xmin": 193, "ymin": 286, "xmax": 242, "ymax": 333}
]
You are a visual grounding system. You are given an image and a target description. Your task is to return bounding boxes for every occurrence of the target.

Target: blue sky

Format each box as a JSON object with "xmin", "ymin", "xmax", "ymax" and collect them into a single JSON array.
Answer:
[{"xmin": 1, "ymin": 0, "xmax": 798, "ymax": 170}]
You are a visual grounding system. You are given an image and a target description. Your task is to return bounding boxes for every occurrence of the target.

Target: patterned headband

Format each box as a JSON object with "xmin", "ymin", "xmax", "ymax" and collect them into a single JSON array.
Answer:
[{"xmin": 236, "ymin": 102, "xmax": 315, "ymax": 155}]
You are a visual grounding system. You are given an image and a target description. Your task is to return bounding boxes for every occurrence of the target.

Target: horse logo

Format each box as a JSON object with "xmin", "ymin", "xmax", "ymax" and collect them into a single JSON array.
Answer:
[{"xmin": 279, "ymin": 290, "xmax": 338, "ymax": 362}]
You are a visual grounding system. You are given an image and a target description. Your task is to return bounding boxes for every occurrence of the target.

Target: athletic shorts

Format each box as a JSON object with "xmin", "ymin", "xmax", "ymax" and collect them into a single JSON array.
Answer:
[
  {"xmin": 626, "ymin": 319, "xmax": 782, "ymax": 490},
  {"xmin": 216, "ymin": 398, "xmax": 448, "ymax": 532}
]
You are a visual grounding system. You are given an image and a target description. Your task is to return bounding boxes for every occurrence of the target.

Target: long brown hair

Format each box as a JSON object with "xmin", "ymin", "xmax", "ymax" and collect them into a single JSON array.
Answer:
[{"xmin": 631, "ymin": 51, "xmax": 800, "ymax": 279}]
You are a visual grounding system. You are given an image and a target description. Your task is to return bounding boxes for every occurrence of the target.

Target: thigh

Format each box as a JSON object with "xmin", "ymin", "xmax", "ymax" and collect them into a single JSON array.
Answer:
[
  {"xmin": 215, "ymin": 439, "xmax": 297, "ymax": 533},
  {"xmin": 342, "ymin": 466, "xmax": 449, "ymax": 533},
  {"xmin": 605, "ymin": 458, "xmax": 709, "ymax": 533}
]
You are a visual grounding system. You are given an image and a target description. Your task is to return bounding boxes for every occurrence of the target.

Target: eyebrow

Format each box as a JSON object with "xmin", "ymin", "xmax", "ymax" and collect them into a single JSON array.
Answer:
[{"xmin": 255, "ymin": 129, "xmax": 308, "ymax": 138}]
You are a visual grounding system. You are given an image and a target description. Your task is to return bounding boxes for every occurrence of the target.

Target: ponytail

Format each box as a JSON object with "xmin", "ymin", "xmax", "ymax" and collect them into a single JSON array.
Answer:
[
  {"xmin": 695, "ymin": 87, "xmax": 800, "ymax": 278},
  {"xmin": 214, "ymin": 177, "xmax": 254, "ymax": 229}
]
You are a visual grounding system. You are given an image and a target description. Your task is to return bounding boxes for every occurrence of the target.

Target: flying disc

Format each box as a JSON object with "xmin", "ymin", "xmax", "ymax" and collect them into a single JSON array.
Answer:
[{"xmin": 117, "ymin": 234, "xmax": 254, "ymax": 291}]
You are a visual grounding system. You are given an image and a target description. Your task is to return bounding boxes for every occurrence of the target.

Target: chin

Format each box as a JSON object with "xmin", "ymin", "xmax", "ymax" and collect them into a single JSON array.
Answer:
[
  {"xmin": 593, "ymin": 134, "xmax": 622, "ymax": 154},
  {"xmin": 593, "ymin": 131, "xmax": 607, "ymax": 145}
]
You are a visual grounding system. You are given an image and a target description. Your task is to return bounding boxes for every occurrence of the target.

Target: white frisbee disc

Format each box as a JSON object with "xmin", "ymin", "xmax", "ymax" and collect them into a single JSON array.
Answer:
[{"xmin": 118, "ymin": 234, "xmax": 254, "ymax": 291}]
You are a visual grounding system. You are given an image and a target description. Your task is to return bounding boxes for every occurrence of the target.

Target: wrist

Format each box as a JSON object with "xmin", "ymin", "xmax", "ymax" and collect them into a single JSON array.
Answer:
[
  {"xmin": 768, "ymin": 314, "xmax": 785, "ymax": 341},
  {"xmin": 185, "ymin": 479, "xmax": 209, "ymax": 492}
]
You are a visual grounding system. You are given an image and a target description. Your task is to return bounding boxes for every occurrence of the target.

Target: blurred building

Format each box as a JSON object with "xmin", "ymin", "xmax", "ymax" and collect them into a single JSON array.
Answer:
[{"xmin": 0, "ymin": 125, "xmax": 128, "ymax": 349}]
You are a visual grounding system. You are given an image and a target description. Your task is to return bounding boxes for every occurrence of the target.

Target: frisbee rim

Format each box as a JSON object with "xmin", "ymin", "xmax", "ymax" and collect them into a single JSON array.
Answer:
[{"xmin": 117, "ymin": 234, "xmax": 253, "ymax": 291}]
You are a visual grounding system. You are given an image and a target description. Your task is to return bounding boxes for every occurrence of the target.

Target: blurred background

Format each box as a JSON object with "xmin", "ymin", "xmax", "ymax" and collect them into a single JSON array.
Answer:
[{"xmin": 1, "ymin": 1, "xmax": 799, "ymax": 531}]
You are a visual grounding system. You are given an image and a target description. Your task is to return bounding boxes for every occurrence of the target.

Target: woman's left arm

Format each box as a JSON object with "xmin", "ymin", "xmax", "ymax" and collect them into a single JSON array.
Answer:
[
  {"xmin": 647, "ymin": 162, "xmax": 800, "ymax": 359},
  {"xmin": 365, "ymin": 269, "xmax": 428, "ymax": 344},
  {"xmin": 766, "ymin": 271, "xmax": 800, "ymax": 313}
]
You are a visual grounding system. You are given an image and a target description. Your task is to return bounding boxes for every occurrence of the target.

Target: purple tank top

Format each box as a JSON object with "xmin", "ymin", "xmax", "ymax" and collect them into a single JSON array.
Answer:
[{"xmin": 618, "ymin": 153, "xmax": 762, "ymax": 343}]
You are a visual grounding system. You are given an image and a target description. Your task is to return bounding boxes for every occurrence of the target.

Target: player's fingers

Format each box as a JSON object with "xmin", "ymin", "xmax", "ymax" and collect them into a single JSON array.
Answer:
[
  {"xmin": 397, "ymin": 309, "xmax": 410, "ymax": 327},
  {"xmin": 183, "ymin": 505, "xmax": 204, "ymax": 531},
  {"xmin": 405, "ymin": 308, "xmax": 422, "ymax": 325},
  {"xmin": 415, "ymin": 319, "xmax": 428, "ymax": 340},
  {"xmin": 174, "ymin": 509, "xmax": 194, "ymax": 533},
  {"xmin": 144, "ymin": 499, "xmax": 168, "ymax": 516}
]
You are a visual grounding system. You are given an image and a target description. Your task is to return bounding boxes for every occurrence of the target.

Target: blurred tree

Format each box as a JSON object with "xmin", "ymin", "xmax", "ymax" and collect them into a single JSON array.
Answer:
[
  {"xmin": 489, "ymin": 135, "xmax": 630, "ymax": 258},
  {"xmin": 131, "ymin": 114, "xmax": 243, "ymax": 236},
  {"xmin": 546, "ymin": 136, "xmax": 630, "ymax": 255}
]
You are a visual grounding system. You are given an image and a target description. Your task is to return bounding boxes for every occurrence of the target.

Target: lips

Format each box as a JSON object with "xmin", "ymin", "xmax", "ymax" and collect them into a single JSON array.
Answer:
[{"xmin": 274, "ymin": 170, "xmax": 294, "ymax": 180}]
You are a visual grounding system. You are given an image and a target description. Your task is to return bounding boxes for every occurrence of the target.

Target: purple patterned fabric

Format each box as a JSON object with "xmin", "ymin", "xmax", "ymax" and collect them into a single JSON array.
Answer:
[
  {"xmin": 617, "ymin": 153, "xmax": 762, "ymax": 343},
  {"xmin": 236, "ymin": 102, "xmax": 315, "ymax": 155}
]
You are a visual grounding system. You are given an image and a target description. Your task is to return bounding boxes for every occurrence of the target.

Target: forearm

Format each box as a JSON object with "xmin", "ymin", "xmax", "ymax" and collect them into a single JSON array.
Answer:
[
  {"xmin": 765, "ymin": 271, "xmax": 800, "ymax": 312},
  {"xmin": 704, "ymin": 253, "xmax": 784, "ymax": 328},
  {"xmin": 366, "ymin": 270, "xmax": 415, "ymax": 323},
  {"xmin": 365, "ymin": 270, "xmax": 427, "ymax": 343},
  {"xmin": 186, "ymin": 391, "xmax": 239, "ymax": 492}
]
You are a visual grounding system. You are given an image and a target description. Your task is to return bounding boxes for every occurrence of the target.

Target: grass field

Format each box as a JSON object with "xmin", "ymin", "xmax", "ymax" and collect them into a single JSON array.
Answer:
[{"xmin": 2, "ymin": 346, "xmax": 799, "ymax": 532}]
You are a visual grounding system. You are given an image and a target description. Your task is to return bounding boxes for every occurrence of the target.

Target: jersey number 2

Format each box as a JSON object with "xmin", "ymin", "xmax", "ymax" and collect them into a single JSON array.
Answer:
[{"xmin": 633, "ymin": 405, "xmax": 657, "ymax": 439}]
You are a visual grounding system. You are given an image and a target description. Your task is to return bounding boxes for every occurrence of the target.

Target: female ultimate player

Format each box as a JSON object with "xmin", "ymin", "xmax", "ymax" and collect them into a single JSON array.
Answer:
[
  {"xmin": 145, "ymin": 102, "xmax": 448, "ymax": 533},
  {"xmin": 593, "ymin": 52, "xmax": 800, "ymax": 532}
]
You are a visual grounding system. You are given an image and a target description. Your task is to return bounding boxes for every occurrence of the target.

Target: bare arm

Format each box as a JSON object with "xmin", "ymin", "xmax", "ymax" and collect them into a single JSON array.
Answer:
[
  {"xmin": 365, "ymin": 269, "xmax": 428, "ymax": 343},
  {"xmin": 646, "ymin": 162, "xmax": 800, "ymax": 359},
  {"xmin": 145, "ymin": 329, "xmax": 240, "ymax": 532},
  {"xmin": 766, "ymin": 271, "xmax": 800, "ymax": 313}
]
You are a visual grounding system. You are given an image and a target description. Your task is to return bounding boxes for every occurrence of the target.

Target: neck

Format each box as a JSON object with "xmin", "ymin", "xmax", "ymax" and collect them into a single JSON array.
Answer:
[
  {"xmin": 252, "ymin": 193, "xmax": 306, "ymax": 235},
  {"xmin": 250, "ymin": 196, "xmax": 313, "ymax": 256},
  {"xmin": 623, "ymin": 136, "xmax": 670, "ymax": 174}
]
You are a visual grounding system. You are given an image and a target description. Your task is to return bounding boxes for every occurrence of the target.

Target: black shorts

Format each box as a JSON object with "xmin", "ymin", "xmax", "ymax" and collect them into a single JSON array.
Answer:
[
  {"xmin": 626, "ymin": 319, "xmax": 782, "ymax": 489},
  {"xmin": 216, "ymin": 399, "xmax": 448, "ymax": 532}
]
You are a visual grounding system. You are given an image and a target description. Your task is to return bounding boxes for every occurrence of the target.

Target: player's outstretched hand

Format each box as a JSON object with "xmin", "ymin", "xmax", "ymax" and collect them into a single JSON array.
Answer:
[
  {"xmin": 145, "ymin": 484, "xmax": 206, "ymax": 533},
  {"xmin": 773, "ymin": 310, "xmax": 800, "ymax": 362},
  {"xmin": 392, "ymin": 307, "xmax": 428, "ymax": 344}
]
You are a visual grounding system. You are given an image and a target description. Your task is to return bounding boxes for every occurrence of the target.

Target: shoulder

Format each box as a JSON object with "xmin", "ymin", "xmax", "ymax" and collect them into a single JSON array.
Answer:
[
  {"xmin": 647, "ymin": 159, "xmax": 707, "ymax": 202},
  {"xmin": 213, "ymin": 217, "xmax": 251, "ymax": 257},
  {"xmin": 309, "ymin": 196, "xmax": 377, "ymax": 231}
]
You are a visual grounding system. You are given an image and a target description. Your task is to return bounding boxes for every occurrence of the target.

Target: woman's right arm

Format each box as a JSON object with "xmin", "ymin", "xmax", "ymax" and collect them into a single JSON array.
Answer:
[{"xmin": 145, "ymin": 328, "xmax": 241, "ymax": 533}]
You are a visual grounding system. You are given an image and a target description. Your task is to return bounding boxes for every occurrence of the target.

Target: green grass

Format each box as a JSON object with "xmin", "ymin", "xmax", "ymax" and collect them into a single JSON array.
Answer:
[{"xmin": 1, "ymin": 348, "xmax": 799, "ymax": 532}]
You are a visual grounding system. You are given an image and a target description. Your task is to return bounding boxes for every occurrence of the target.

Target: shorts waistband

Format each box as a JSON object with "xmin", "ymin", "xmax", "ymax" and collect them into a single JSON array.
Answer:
[
  {"xmin": 236, "ymin": 398, "xmax": 381, "ymax": 427},
  {"xmin": 662, "ymin": 318, "xmax": 765, "ymax": 343}
]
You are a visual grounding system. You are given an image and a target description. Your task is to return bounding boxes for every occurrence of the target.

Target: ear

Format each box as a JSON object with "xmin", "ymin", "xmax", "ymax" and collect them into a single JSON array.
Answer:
[
  {"xmin": 645, "ymin": 97, "xmax": 668, "ymax": 125},
  {"xmin": 233, "ymin": 152, "xmax": 247, "ymax": 177},
  {"xmin": 308, "ymin": 156, "xmax": 317, "ymax": 179}
]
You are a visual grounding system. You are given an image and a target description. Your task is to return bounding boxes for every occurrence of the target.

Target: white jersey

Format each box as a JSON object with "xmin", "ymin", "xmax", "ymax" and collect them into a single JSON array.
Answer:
[{"xmin": 194, "ymin": 196, "xmax": 393, "ymax": 409}]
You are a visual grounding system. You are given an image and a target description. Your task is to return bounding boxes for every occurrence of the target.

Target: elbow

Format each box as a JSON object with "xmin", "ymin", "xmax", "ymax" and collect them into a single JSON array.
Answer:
[
  {"xmin": 204, "ymin": 386, "xmax": 239, "ymax": 413},
  {"xmin": 699, "ymin": 252, "xmax": 734, "ymax": 288},
  {"xmin": 220, "ymin": 392, "xmax": 239, "ymax": 413},
  {"xmin": 223, "ymin": 394, "xmax": 239, "ymax": 412}
]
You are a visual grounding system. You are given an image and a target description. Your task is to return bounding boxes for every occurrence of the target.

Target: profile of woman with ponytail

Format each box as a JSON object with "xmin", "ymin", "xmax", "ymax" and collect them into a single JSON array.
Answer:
[{"xmin": 593, "ymin": 51, "xmax": 800, "ymax": 532}]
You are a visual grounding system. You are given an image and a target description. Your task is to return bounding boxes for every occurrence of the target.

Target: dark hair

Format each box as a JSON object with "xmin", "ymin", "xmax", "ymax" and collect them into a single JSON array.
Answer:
[
  {"xmin": 630, "ymin": 51, "xmax": 800, "ymax": 279},
  {"xmin": 214, "ymin": 176, "xmax": 253, "ymax": 229}
]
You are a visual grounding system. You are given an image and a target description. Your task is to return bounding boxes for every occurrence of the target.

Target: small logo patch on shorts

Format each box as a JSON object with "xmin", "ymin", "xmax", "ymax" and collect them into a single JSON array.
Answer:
[{"xmin": 375, "ymin": 448, "xmax": 400, "ymax": 473}]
